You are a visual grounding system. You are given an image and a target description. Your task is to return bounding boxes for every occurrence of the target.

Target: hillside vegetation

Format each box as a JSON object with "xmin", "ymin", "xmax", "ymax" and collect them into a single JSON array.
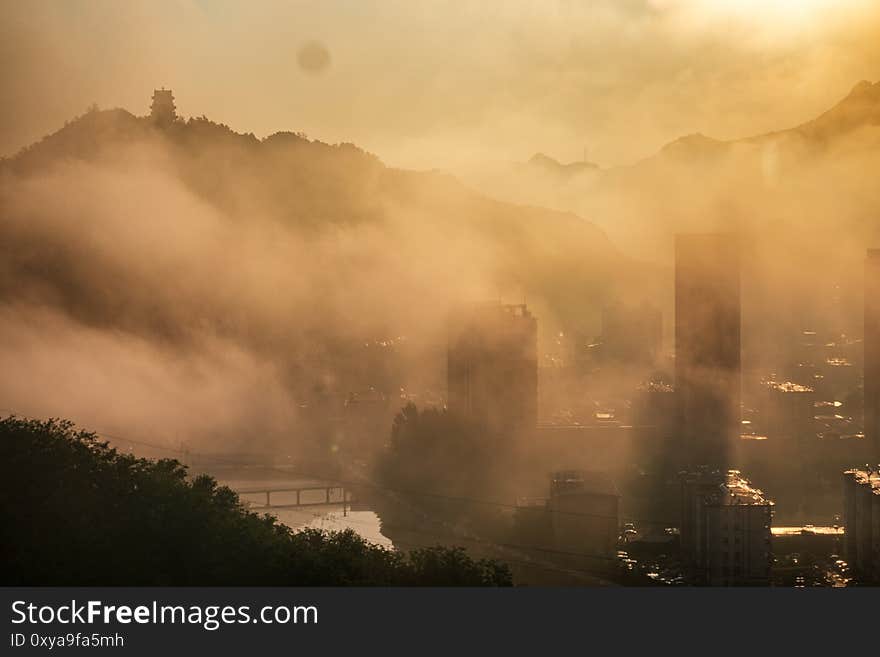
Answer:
[{"xmin": 0, "ymin": 415, "xmax": 511, "ymax": 586}]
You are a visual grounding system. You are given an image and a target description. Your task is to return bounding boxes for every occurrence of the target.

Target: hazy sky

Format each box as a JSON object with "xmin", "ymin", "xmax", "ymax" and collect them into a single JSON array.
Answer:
[{"xmin": 2, "ymin": 0, "xmax": 879, "ymax": 168}]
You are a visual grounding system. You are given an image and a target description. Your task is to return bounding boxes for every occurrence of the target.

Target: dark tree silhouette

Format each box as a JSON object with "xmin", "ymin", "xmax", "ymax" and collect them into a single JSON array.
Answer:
[
  {"xmin": 373, "ymin": 403, "xmax": 515, "ymax": 540},
  {"xmin": 377, "ymin": 403, "xmax": 498, "ymax": 499},
  {"xmin": 0, "ymin": 416, "xmax": 511, "ymax": 586}
]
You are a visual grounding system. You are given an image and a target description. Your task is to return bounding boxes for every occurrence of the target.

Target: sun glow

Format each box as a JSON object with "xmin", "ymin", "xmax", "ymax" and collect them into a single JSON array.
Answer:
[
  {"xmin": 670, "ymin": 0, "xmax": 872, "ymax": 42},
  {"xmin": 695, "ymin": 0, "xmax": 861, "ymax": 19}
]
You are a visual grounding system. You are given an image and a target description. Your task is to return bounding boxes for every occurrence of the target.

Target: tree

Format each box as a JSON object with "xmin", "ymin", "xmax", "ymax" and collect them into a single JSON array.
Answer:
[
  {"xmin": 378, "ymin": 403, "xmax": 499, "ymax": 500},
  {"xmin": 373, "ymin": 403, "xmax": 513, "ymax": 539},
  {"xmin": 0, "ymin": 416, "xmax": 510, "ymax": 586}
]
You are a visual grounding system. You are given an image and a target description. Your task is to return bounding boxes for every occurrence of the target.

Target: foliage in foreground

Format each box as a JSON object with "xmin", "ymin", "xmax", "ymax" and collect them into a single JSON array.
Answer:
[{"xmin": 0, "ymin": 416, "xmax": 511, "ymax": 586}]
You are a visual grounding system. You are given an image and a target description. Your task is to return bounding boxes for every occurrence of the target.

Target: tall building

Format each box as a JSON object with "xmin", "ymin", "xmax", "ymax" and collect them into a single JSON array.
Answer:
[
  {"xmin": 513, "ymin": 470, "xmax": 619, "ymax": 575},
  {"xmin": 758, "ymin": 380, "xmax": 816, "ymax": 442},
  {"xmin": 447, "ymin": 303, "xmax": 537, "ymax": 437},
  {"xmin": 547, "ymin": 470, "xmax": 619, "ymax": 564},
  {"xmin": 150, "ymin": 88, "xmax": 177, "ymax": 126},
  {"xmin": 737, "ymin": 380, "xmax": 816, "ymax": 517},
  {"xmin": 680, "ymin": 469, "xmax": 773, "ymax": 586},
  {"xmin": 865, "ymin": 250, "xmax": 880, "ymax": 461},
  {"xmin": 842, "ymin": 467, "xmax": 880, "ymax": 583},
  {"xmin": 675, "ymin": 233, "xmax": 741, "ymax": 468}
]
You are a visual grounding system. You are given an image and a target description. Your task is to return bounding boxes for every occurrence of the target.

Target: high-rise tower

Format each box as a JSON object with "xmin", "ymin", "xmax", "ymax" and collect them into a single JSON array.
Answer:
[
  {"xmin": 865, "ymin": 249, "xmax": 880, "ymax": 461},
  {"xmin": 447, "ymin": 303, "xmax": 538, "ymax": 437},
  {"xmin": 675, "ymin": 234, "xmax": 741, "ymax": 468}
]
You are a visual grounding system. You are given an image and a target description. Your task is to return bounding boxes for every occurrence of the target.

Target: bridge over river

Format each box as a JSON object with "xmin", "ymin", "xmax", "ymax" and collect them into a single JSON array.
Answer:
[{"xmin": 232, "ymin": 482, "xmax": 358, "ymax": 512}]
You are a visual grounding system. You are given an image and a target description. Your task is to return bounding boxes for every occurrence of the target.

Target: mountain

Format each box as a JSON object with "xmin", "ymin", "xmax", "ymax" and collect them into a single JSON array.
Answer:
[
  {"xmin": 465, "ymin": 80, "xmax": 880, "ymax": 352},
  {"xmin": 472, "ymin": 79, "xmax": 880, "ymax": 244},
  {"xmin": 0, "ymin": 103, "xmax": 648, "ymax": 357},
  {"xmin": 525, "ymin": 153, "xmax": 600, "ymax": 178},
  {"xmin": 1, "ymin": 102, "xmax": 667, "ymax": 450},
  {"xmin": 760, "ymin": 79, "xmax": 880, "ymax": 142},
  {"xmin": 619, "ymin": 80, "xmax": 880, "ymax": 174}
]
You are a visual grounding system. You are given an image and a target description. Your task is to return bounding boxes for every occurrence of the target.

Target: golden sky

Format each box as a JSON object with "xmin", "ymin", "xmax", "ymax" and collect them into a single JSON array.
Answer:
[{"xmin": 2, "ymin": 0, "xmax": 879, "ymax": 168}]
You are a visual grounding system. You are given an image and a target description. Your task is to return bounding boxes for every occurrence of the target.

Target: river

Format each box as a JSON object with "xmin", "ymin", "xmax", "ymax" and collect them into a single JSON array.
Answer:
[{"xmin": 220, "ymin": 477, "xmax": 392, "ymax": 549}]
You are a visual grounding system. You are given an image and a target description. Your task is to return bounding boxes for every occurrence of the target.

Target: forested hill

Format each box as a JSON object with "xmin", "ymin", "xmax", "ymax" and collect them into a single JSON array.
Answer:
[{"xmin": 1, "ymin": 104, "xmax": 643, "ymax": 344}]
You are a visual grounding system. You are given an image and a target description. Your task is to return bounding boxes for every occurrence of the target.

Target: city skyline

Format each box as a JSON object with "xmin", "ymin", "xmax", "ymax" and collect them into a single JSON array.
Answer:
[{"xmin": 3, "ymin": 2, "xmax": 880, "ymax": 590}]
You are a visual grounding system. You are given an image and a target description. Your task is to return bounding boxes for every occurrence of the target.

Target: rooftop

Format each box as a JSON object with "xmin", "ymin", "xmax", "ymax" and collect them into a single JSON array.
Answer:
[
  {"xmin": 550, "ymin": 469, "xmax": 619, "ymax": 497},
  {"xmin": 771, "ymin": 525, "xmax": 844, "ymax": 537},
  {"xmin": 453, "ymin": 301, "xmax": 536, "ymax": 328},
  {"xmin": 685, "ymin": 469, "xmax": 773, "ymax": 506},
  {"xmin": 764, "ymin": 380, "xmax": 814, "ymax": 393},
  {"xmin": 844, "ymin": 467, "xmax": 880, "ymax": 493},
  {"xmin": 638, "ymin": 380, "xmax": 674, "ymax": 393},
  {"xmin": 717, "ymin": 470, "xmax": 772, "ymax": 506}
]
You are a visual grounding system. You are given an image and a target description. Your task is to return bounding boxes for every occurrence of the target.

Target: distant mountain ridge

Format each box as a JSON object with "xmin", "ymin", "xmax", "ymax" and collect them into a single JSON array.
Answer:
[
  {"xmin": 524, "ymin": 152, "xmax": 600, "ymax": 177},
  {"xmin": 464, "ymin": 78, "xmax": 880, "ymax": 347},
  {"xmin": 517, "ymin": 80, "xmax": 880, "ymax": 179},
  {"xmin": 766, "ymin": 79, "xmax": 880, "ymax": 141},
  {"xmin": 636, "ymin": 79, "xmax": 880, "ymax": 167}
]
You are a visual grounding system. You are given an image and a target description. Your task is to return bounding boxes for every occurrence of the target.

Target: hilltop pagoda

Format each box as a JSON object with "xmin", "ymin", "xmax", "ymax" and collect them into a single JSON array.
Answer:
[{"xmin": 150, "ymin": 88, "xmax": 177, "ymax": 126}]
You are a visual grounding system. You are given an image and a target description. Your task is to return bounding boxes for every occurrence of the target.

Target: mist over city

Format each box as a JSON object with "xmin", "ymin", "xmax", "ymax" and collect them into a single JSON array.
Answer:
[{"xmin": 2, "ymin": 0, "xmax": 880, "ymax": 588}]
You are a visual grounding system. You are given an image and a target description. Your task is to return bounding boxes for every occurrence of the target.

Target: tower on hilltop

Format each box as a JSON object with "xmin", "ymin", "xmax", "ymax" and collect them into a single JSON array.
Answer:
[{"xmin": 150, "ymin": 88, "xmax": 177, "ymax": 126}]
